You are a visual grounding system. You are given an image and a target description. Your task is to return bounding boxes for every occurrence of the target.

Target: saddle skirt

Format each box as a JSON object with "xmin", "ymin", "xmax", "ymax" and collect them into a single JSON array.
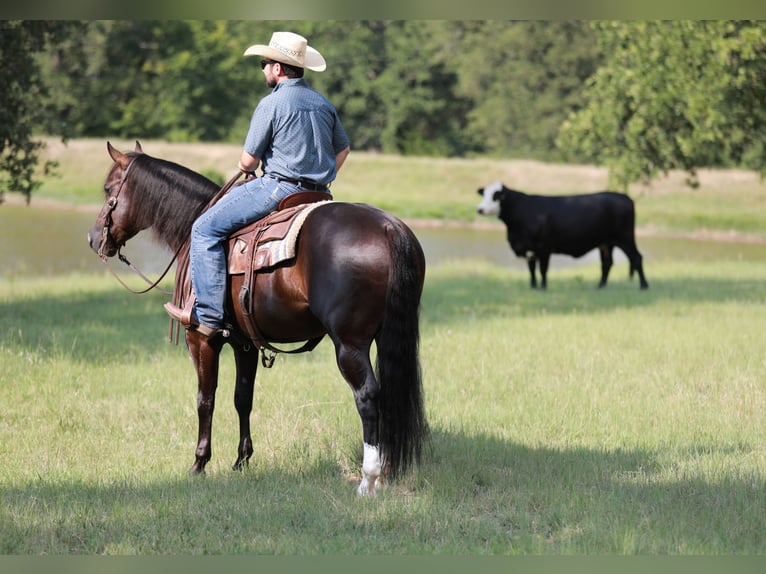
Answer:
[{"xmin": 227, "ymin": 199, "xmax": 330, "ymax": 275}]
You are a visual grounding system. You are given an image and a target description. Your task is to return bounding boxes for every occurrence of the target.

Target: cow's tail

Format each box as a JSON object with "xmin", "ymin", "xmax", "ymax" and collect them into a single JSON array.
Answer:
[{"xmin": 375, "ymin": 219, "xmax": 429, "ymax": 480}]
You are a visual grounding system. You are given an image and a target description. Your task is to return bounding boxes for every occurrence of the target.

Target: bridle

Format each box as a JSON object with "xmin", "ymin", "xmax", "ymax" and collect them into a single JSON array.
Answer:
[
  {"xmin": 97, "ymin": 159, "xmax": 245, "ymax": 296},
  {"xmin": 96, "ymin": 156, "xmax": 178, "ymax": 295}
]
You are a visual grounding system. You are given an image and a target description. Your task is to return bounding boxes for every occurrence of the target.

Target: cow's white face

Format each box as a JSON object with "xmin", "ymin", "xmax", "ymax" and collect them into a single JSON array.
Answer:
[{"xmin": 476, "ymin": 181, "xmax": 504, "ymax": 216}]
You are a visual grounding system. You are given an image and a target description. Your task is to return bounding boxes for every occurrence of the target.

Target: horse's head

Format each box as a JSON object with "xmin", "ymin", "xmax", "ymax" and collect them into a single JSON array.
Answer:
[{"xmin": 87, "ymin": 141, "xmax": 144, "ymax": 259}]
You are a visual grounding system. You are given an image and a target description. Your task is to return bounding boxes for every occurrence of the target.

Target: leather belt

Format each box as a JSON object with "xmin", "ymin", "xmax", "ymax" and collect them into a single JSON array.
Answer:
[{"xmin": 277, "ymin": 177, "xmax": 328, "ymax": 191}]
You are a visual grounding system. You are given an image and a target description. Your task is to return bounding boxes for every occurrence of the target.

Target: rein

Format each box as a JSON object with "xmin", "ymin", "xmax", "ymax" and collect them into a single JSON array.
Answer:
[
  {"xmin": 101, "ymin": 246, "xmax": 179, "ymax": 295},
  {"xmin": 98, "ymin": 158, "xmax": 244, "ymax": 296}
]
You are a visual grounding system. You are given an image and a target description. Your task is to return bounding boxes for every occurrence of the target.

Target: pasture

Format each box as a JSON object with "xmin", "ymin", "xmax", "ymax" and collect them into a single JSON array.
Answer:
[
  {"xmin": 2, "ymin": 140, "xmax": 765, "ymax": 556},
  {"xmin": 1, "ymin": 256, "xmax": 765, "ymax": 554}
]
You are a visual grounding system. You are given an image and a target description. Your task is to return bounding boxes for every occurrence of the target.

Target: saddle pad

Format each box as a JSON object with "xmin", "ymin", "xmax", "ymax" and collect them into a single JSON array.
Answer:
[{"xmin": 227, "ymin": 201, "xmax": 331, "ymax": 275}]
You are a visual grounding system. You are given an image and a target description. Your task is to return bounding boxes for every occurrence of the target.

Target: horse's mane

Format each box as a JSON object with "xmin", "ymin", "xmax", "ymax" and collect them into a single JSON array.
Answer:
[{"xmin": 127, "ymin": 153, "xmax": 221, "ymax": 251}]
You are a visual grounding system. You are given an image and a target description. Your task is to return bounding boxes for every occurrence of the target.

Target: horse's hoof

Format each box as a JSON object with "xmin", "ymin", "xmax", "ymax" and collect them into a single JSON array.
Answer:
[
  {"xmin": 356, "ymin": 483, "xmax": 372, "ymax": 497},
  {"xmin": 356, "ymin": 476, "xmax": 380, "ymax": 497},
  {"xmin": 187, "ymin": 466, "xmax": 206, "ymax": 477}
]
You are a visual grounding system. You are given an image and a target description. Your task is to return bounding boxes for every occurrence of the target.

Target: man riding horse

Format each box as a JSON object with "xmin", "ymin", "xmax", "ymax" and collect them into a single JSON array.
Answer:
[{"xmin": 164, "ymin": 31, "xmax": 351, "ymax": 337}]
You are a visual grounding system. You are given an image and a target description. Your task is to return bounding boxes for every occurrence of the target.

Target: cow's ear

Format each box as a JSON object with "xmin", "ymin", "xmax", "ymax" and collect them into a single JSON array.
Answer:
[
  {"xmin": 493, "ymin": 190, "xmax": 504, "ymax": 201},
  {"xmin": 477, "ymin": 188, "xmax": 484, "ymax": 196}
]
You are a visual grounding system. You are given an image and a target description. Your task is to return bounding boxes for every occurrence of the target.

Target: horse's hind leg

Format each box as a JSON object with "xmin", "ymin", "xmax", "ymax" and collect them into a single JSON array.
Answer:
[
  {"xmin": 336, "ymin": 342, "xmax": 381, "ymax": 496},
  {"xmin": 232, "ymin": 345, "xmax": 258, "ymax": 471}
]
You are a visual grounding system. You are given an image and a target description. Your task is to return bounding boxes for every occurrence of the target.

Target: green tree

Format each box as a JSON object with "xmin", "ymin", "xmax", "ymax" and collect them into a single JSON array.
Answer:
[
  {"xmin": 13, "ymin": 19, "xmax": 626, "ymax": 200},
  {"xmin": 375, "ymin": 21, "xmax": 472, "ymax": 156},
  {"xmin": 111, "ymin": 20, "xmax": 259, "ymax": 142},
  {"xmin": 42, "ymin": 21, "xmax": 261, "ymax": 143},
  {"xmin": 306, "ymin": 21, "xmax": 472, "ymax": 156},
  {"xmin": 557, "ymin": 21, "xmax": 766, "ymax": 189},
  {"xmin": 0, "ymin": 20, "xmax": 86, "ymax": 204},
  {"xmin": 448, "ymin": 21, "xmax": 600, "ymax": 160},
  {"xmin": 303, "ymin": 21, "xmax": 389, "ymax": 152}
]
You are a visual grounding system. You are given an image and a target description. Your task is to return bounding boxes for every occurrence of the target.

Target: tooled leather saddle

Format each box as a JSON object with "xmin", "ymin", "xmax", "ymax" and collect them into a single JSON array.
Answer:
[{"xmin": 170, "ymin": 191, "xmax": 332, "ymax": 358}]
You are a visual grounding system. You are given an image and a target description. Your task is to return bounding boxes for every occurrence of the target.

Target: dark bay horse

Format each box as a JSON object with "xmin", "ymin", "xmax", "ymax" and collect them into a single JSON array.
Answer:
[{"xmin": 87, "ymin": 142, "xmax": 428, "ymax": 496}]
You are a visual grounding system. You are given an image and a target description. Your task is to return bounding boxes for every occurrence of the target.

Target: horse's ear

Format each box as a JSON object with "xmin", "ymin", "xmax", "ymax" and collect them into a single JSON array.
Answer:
[
  {"xmin": 107, "ymin": 141, "xmax": 131, "ymax": 169},
  {"xmin": 134, "ymin": 141, "xmax": 143, "ymax": 154}
]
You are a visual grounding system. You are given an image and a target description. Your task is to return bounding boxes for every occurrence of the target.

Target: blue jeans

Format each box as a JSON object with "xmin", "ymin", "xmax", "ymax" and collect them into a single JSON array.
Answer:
[{"xmin": 189, "ymin": 176, "xmax": 298, "ymax": 329}]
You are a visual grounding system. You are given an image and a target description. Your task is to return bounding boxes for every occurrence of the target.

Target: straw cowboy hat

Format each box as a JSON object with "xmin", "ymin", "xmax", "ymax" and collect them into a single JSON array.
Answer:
[{"xmin": 244, "ymin": 31, "xmax": 326, "ymax": 72}]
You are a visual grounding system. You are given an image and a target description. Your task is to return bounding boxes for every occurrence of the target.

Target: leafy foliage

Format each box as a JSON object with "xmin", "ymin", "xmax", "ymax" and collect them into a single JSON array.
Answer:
[
  {"xmin": 34, "ymin": 20, "xmax": 597, "ymax": 160},
  {"xmin": 449, "ymin": 21, "xmax": 600, "ymax": 160},
  {"xmin": 0, "ymin": 21, "xmax": 86, "ymax": 203},
  {"xmin": 4, "ymin": 20, "xmax": 766, "ymax": 201},
  {"xmin": 557, "ymin": 21, "xmax": 766, "ymax": 190}
]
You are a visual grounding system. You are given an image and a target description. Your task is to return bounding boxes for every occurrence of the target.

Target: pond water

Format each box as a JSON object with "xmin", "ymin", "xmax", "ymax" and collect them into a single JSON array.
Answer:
[{"xmin": 2, "ymin": 204, "xmax": 766, "ymax": 278}]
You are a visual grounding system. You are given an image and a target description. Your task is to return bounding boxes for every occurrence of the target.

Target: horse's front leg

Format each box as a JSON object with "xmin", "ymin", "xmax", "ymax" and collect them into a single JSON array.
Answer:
[
  {"xmin": 231, "ymin": 344, "xmax": 258, "ymax": 471},
  {"xmin": 186, "ymin": 332, "xmax": 223, "ymax": 475}
]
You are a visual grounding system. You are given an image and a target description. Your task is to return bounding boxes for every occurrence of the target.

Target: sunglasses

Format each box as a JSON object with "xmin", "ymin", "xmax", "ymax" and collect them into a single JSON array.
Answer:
[{"xmin": 260, "ymin": 60, "xmax": 279, "ymax": 69}]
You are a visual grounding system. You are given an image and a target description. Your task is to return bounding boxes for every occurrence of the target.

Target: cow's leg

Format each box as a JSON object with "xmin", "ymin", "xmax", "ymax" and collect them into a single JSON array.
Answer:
[
  {"xmin": 598, "ymin": 245, "xmax": 613, "ymax": 288},
  {"xmin": 619, "ymin": 242, "xmax": 649, "ymax": 289},
  {"xmin": 186, "ymin": 332, "xmax": 224, "ymax": 475},
  {"xmin": 635, "ymin": 254, "xmax": 649, "ymax": 290},
  {"xmin": 538, "ymin": 253, "xmax": 550, "ymax": 289},
  {"xmin": 231, "ymin": 344, "xmax": 258, "ymax": 471},
  {"xmin": 527, "ymin": 256, "xmax": 538, "ymax": 288}
]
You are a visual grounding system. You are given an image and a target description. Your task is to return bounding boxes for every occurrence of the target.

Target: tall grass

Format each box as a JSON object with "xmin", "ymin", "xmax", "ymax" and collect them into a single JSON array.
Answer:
[{"xmin": 1, "ymin": 257, "xmax": 765, "ymax": 554}]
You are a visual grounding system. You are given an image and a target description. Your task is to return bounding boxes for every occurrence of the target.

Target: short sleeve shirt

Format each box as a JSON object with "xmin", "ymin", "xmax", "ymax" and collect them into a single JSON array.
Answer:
[{"xmin": 243, "ymin": 78, "xmax": 350, "ymax": 185}]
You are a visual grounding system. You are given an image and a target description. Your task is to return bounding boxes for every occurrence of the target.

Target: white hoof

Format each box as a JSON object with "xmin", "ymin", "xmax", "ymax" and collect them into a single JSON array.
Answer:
[
  {"xmin": 356, "ymin": 443, "xmax": 382, "ymax": 497},
  {"xmin": 357, "ymin": 476, "xmax": 374, "ymax": 497}
]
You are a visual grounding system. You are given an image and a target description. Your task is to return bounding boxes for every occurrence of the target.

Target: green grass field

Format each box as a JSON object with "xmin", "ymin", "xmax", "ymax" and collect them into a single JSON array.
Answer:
[
  {"xmin": 2, "ymin": 257, "xmax": 764, "ymax": 554},
  {"xmin": 2, "ymin": 140, "xmax": 765, "ymax": 555}
]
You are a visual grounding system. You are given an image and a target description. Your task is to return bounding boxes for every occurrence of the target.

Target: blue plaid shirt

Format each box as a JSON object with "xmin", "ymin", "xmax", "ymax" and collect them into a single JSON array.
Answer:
[{"xmin": 243, "ymin": 78, "xmax": 350, "ymax": 185}]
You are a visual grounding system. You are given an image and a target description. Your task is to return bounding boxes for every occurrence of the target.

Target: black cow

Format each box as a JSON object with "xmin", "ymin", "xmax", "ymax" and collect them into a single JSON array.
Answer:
[{"xmin": 476, "ymin": 181, "xmax": 649, "ymax": 290}]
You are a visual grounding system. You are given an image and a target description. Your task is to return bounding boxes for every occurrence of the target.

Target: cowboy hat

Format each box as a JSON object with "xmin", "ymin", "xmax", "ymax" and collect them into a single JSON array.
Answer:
[{"xmin": 243, "ymin": 31, "xmax": 326, "ymax": 72}]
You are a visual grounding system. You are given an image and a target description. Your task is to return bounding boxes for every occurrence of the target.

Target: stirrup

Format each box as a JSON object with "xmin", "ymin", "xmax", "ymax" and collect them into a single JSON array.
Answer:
[
  {"xmin": 164, "ymin": 302, "xmax": 226, "ymax": 338},
  {"xmin": 164, "ymin": 301, "xmax": 193, "ymax": 326}
]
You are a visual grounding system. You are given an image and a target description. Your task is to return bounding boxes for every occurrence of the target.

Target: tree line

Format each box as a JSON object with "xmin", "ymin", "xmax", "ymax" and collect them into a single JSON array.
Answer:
[{"xmin": 2, "ymin": 20, "xmax": 765, "ymax": 202}]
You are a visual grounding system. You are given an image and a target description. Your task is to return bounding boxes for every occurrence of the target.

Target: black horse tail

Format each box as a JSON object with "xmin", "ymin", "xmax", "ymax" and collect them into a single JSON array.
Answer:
[{"xmin": 375, "ymin": 220, "xmax": 429, "ymax": 480}]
